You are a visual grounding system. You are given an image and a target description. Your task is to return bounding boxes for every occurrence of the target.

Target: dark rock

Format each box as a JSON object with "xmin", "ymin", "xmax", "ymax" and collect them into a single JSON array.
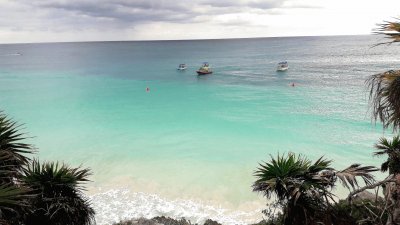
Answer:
[
  {"xmin": 152, "ymin": 216, "xmax": 191, "ymax": 225},
  {"xmin": 113, "ymin": 218, "xmax": 162, "ymax": 225},
  {"xmin": 203, "ymin": 219, "xmax": 222, "ymax": 225},
  {"xmin": 353, "ymin": 190, "xmax": 383, "ymax": 202},
  {"xmin": 113, "ymin": 216, "xmax": 222, "ymax": 225}
]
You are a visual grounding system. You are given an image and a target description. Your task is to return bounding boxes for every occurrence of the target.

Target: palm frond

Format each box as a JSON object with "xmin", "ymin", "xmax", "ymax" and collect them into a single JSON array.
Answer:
[
  {"xmin": 308, "ymin": 157, "xmax": 332, "ymax": 174},
  {"xmin": 252, "ymin": 153, "xmax": 336, "ymax": 208},
  {"xmin": 23, "ymin": 159, "xmax": 91, "ymax": 192},
  {"xmin": 23, "ymin": 159, "xmax": 94, "ymax": 225},
  {"xmin": 0, "ymin": 184, "xmax": 31, "ymax": 207},
  {"xmin": 366, "ymin": 70, "xmax": 400, "ymax": 131},
  {"xmin": 336, "ymin": 164, "xmax": 377, "ymax": 190},
  {"xmin": 373, "ymin": 18, "xmax": 400, "ymax": 45},
  {"xmin": 374, "ymin": 136, "xmax": 400, "ymax": 155},
  {"xmin": 0, "ymin": 112, "xmax": 35, "ymax": 179},
  {"xmin": 381, "ymin": 160, "xmax": 389, "ymax": 172},
  {"xmin": 373, "ymin": 136, "xmax": 400, "ymax": 173}
]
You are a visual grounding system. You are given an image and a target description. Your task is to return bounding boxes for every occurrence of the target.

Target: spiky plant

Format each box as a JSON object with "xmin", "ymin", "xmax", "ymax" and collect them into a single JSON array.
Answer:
[
  {"xmin": 0, "ymin": 112, "xmax": 34, "ymax": 180},
  {"xmin": 253, "ymin": 153, "xmax": 377, "ymax": 225},
  {"xmin": 23, "ymin": 160, "xmax": 94, "ymax": 225},
  {"xmin": 369, "ymin": 17, "xmax": 400, "ymax": 225},
  {"xmin": 0, "ymin": 112, "xmax": 34, "ymax": 224},
  {"xmin": 367, "ymin": 70, "xmax": 400, "ymax": 131},
  {"xmin": 374, "ymin": 136, "xmax": 400, "ymax": 174}
]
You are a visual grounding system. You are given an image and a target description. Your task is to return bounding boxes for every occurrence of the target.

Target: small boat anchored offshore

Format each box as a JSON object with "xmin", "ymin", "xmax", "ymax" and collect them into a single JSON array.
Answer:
[
  {"xmin": 277, "ymin": 61, "xmax": 289, "ymax": 71},
  {"xmin": 196, "ymin": 62, "xmax": 212, "ymax": 75},
  {"xmin": 177, "ymin": 64, "xmax": 187, "ymax": 70}
]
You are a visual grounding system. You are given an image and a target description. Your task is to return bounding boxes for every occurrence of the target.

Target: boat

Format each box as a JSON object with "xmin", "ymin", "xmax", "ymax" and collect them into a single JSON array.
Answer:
[
  {"xmin": 277, "ymin": 61, "xmax": 289, "ymax": 71},
  {"xmin": 196, "ymin": 62, "xmax": 213, "ymax": 75},
  {"xmin": 177, "ymin": 64, "xmax": 187, "ymax": 70}
]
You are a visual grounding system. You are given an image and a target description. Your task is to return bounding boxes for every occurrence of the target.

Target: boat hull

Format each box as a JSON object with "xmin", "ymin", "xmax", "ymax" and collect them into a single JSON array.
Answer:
[
  {"xmin": 196, "ymin": 71, "xmax": 213, "ymax": 75},
  {"xmin": 277, "ymin": 67, "xmax": 289, "ymax": 72}
]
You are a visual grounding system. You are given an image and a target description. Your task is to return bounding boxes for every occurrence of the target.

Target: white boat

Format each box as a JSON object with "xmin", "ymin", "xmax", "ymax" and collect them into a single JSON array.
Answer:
[
  {"xmin": 177, "ymin": 64, "xmax": 187, "ymax": 70},
  {"xmin": 277, "ymin": 61, "xmax": 289, "ymax": 71}
]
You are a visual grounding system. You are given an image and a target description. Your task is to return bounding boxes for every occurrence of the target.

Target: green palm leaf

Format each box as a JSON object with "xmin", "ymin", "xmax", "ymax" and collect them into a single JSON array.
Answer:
[
  {"xmin": 0, "ymin": 184, "xmax": 31, "ymax": 207},
  {"xmin": 367, "ymin": 70, "xmax": 400, "ymax": 131},
  {"xmin": 23, "ymin": 160, "xmax": 94, "ymax": 225},
  {"xmin": 374, "ymin": 136, "xmax": 400, "ymax": 174},
  {"xmin": 0, "ymin": 112, "xmax": 35, "ymax": 180}
]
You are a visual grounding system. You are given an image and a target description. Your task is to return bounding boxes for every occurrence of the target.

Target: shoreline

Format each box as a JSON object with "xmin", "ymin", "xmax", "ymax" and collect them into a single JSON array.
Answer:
[{"xmin": 89, "ymin": 187, "xmax": 264, "ymax": 225}]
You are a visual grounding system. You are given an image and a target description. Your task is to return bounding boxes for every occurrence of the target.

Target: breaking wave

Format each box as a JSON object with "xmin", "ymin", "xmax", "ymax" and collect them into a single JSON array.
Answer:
[{"xmin": 90, "ymin": 189, "xmax": 261, "ymax": 225}]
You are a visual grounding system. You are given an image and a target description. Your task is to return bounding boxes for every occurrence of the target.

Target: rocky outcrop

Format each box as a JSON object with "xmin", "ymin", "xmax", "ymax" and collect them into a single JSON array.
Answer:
[{"xmin": 113, "ymin": 216, "xmax": 222, "ymax": 225}]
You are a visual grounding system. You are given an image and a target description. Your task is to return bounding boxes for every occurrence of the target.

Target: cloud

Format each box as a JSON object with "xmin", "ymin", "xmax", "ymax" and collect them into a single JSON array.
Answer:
[
  {"xmin": 6, "ymin": 0, "xmax": 317, "ymax": 31},
  {"xmin": 0, "ymin": 0, "xmax": 398, "ymax": 43}
]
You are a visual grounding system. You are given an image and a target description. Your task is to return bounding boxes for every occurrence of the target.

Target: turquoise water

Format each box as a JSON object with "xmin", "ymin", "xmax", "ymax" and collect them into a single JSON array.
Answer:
[{"xmin": 0, "ymin": 36, "xmax": 399, "ymax": 224}]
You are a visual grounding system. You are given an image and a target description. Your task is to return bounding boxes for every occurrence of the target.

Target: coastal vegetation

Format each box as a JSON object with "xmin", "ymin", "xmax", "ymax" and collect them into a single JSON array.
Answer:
[
  {"xmin": 0, "ymin": 112, "xmax": 94, "ymax": 225},
  {"xmin": 249, "ymin": 18, "xmax": 400, "ymax": 225},
  {"xmin": 252, "ymin": 154, "xmax": 376, "ymax": 225}
]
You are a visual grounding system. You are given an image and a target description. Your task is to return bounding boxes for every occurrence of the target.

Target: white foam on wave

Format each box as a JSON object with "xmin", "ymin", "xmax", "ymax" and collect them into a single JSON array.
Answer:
[{"xmin": 89, "ymin": 189, "xmax": 261, "ymax": 225}]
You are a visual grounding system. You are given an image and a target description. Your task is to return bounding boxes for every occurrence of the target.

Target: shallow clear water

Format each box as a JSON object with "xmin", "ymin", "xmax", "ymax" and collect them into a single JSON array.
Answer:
[{"xmin": 0, "ymin": 35, "xmax": 398, "ymax": 224}]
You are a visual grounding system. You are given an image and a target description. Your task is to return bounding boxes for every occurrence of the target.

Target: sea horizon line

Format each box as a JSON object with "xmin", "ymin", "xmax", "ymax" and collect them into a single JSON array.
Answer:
[{"xmin": 0, "ymin": 33, "xmax": 374, "ymax": 45}]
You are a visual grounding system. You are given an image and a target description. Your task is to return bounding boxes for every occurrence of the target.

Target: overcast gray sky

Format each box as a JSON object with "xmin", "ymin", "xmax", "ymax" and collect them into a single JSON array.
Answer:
[{"xmin": 0, "ymin": 0, "xmax": 399, "ymax": 43}]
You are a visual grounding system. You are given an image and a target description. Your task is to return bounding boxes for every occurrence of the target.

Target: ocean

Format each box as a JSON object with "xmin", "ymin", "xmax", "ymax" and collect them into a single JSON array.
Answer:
[{"xmin": 0, "ymin": 35, "xmax": 398, "ymax": 224}]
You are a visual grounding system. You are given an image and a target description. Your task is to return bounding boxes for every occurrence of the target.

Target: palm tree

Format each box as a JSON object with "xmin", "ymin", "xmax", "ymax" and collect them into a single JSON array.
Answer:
[
  {"xmin": 0, "ymin": 112, "xmax": 34, "ymax": 181},
  {"xmin": 0, "ymin": 112, "xmax": 35, "ymax": 224},
  {"xmin": 365, "ymin": 17, "xmax": 400, "ymax": 224},
  {"xmin": 367, "ymin": 70, "xmax": 400, "ymax": 131},
  {"xmin": 252, "ymin": 153, "xmax": 376, "ymax": 225},
  {"xmin": 367, "ymin": 18, "xmax": 400, "ymax": 131},
  {"xmin": 22, "ymin": 160, "xmax": 95, "ymax": 225},
  {"xmin": 374, "ymin": 136, "xmax": 400, "ymax": 174},
  {"xmin": 371, "ymin": 136, "xmax": 400, "ymax": 224}
]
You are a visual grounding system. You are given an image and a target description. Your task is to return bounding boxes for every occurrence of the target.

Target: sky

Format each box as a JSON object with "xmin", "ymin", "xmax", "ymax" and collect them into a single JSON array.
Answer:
[{"xmin": 0, "ymin": 0, "xmax": 399, "ymax": 43}]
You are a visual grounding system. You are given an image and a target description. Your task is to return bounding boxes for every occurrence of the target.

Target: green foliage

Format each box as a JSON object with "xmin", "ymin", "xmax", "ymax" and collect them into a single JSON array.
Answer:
[
  {"xmin": 0, "ymin": 112, "xmax": 34, "ymax": 181},
  {"xmin": 253, "ymin": 153, "xmax": 318, "ymax": 200},
  {"xmin": 253, "ymin": 153, "xmax": 377, "ymax": 225},
  {"xmin": 374, "ymin": 136, "xmax": 400, "ymax": 174},
  {"xmin": 23, "ymin": 160, "xmax": 94, "ymax": 225},
  {"xmin": 23, "ymin": 160, "xmax": 91, "ymax": 193},
  {"xmin": 334, "ymin": 199, "xmax": 388, "ymax": 225},
  {"xmin": 367, "ymin": 70, "xmax": 400, "ymax": 131},
  {"xmin": 0, "ymin": 184, "xmax": 30, "ymax": 207},
  {"xmin": 0, "ymin": 184, "xmax": 32, "ymax": 224},
  {"xmin": 253, "ymin": 153, "xmax": 375, "ymax": 202},
  {"xmin": 0, "ymin": 112, "xmax": 35, "ymax": 223},
  {"xmin": 257, "ymin": 199, "xmax": 388, "ymax": 225}
]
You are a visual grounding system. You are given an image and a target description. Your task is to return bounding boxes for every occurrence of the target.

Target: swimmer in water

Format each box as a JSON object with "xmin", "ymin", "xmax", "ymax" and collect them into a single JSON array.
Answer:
[
  {"xmin": 146, "ymin": 87, "xmax": 150, "ymax": 92},
  {"xmin": 291, "ymin": 83, "xmax": 295, "ymax": 87}
]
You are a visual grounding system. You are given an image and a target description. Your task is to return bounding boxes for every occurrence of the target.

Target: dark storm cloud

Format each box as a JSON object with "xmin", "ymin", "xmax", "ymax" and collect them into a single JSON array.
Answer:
[
  {"xmin": 3, "ymin": 0, "xmax": 320, "ymax": 32},
  {"xmin": 18, "ymin": 0, "xmax": 194, "ymax": 24}
]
